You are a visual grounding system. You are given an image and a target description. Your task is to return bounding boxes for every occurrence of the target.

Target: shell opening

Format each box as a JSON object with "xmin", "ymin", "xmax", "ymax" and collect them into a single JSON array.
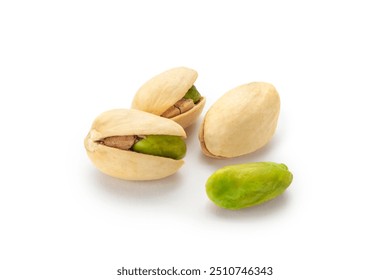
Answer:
[
  {"xmin": 96, "ymin": 135, "xmax": 186, "ymax": 160},
  {"xmin": 97, "ymin": 135, "xmax": 143, "ymax": 150},
  {"xmin": 161, "ymin": 85, "xmax": 202, "ymax": 119}
]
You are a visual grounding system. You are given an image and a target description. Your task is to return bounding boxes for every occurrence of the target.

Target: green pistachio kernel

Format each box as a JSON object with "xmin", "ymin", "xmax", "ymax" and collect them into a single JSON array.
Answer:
[
  {"xmin": 132, "ymin": 135, "xmax": 186, "ymax": 160},
  {"xmin": 206, "ymin": 162, "xmax": 293, "ymax": 210},
  {"xmin": 183, "ymin": 85, "xmax": 201, "ymax": 104}
]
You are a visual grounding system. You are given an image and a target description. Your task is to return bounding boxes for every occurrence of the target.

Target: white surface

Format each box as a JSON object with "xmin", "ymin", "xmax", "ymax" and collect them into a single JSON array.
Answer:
[{"xmin": 1, "ymin": 1, "xmax": 389, "ymax": 279}]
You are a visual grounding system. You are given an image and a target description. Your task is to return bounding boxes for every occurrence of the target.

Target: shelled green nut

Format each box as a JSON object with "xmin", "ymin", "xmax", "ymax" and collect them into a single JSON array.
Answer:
[{"xmin": 206, "ymin": 162, "xmax": 293, "ymax": 210}]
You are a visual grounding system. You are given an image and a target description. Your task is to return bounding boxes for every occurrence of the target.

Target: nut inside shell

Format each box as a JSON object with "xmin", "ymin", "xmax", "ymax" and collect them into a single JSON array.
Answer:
[
  {"xmin": 84, "ymin": 109, "xmax": 187, "ymax": 180},
  {"xmin": 131, "ymin": 67, "xmax": 205, "ymax": 128},
  {"xmin": 96, "ymin": 134, "xmax": 186, "ymax": 160}
]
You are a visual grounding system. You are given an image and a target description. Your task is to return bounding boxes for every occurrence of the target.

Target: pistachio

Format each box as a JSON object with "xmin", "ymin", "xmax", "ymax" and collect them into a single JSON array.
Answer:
[
  {"xmin": 101, "ymin": 135, "xmax": 137, "ymax": 150},
  {"xmin": 131, "ymin": 67, "xmax": 206, "ymax": 128},
  {"xmin": 84, "ymin": 109, "xmax": 186, "ymax": 180},
  {"xmin": 199, "ymin": 82, "xmax": 280, "ymax": 158},
  {"xmin": 206, "ymin": 162, "xmax": 293, "ymax": 210}
]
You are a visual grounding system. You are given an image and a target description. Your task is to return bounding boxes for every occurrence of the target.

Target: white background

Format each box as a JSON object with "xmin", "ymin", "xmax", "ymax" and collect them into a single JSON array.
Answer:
[{"xmin": 1, "ymin": 1, "xmax": 389, "ymax": 279}]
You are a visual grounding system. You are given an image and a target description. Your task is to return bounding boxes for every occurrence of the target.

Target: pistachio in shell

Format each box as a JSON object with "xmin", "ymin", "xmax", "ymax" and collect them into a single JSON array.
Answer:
[
  {"xmin": 131, "ymin": 67, "xmax": 206, "ymax": 128},
  {"xmin": 199, "ymin": 82, "xmax": 280, "ymax": 158},
  {"xmin": 206, "ymin": 162, "xmax": 293, "ymax": 210},
  {"xmin": 84, "ymin": 109, "xmax": 186, "ymax": 180}
]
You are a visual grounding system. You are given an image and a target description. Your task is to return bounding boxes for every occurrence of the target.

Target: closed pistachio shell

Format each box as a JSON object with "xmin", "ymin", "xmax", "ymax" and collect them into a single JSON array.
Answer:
[
  {"xmin": 84, "ymin": 109, "xmax": 186, "ymax": 180},
  {"xmin": 206, "ymin": 162, "xmax": 293, "ymax": 210},
  {"xmin": 131, "ymin": 67, "xmax": 205, "ymax": 128},
  {"xmin": 199, "ymin": 82, "xmax": 280, "ymax": 158}
]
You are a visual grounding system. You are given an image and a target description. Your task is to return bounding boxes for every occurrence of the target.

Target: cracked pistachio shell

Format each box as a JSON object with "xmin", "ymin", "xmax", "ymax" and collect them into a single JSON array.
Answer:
[
  {"xmin": 206, "ymin": 162, "xmax": 293, "ymax": 210},
  {"xmin": 199, "ymin": 82, "xmax": 280, "ymax": 158},
  {"xmin": 84, "ymin": 109, "xmax": 186, "ymax": 180},
  {"xmin": 131, "ymin": 67, "xmax": 206, "ymax": 128}
]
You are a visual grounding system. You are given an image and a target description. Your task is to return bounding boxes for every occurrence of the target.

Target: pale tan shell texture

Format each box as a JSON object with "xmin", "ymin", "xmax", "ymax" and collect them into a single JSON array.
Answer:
[
  {"xmin": 84, "ymin": 109, "xmax": 186, "ymax": 180},
  {"xmin": 131, "ymin": 67, "xmax": 204, "ymax": 128},
  {"xmin": 199, "ymin": 82, "xmax": 280, "ymax": 158}
]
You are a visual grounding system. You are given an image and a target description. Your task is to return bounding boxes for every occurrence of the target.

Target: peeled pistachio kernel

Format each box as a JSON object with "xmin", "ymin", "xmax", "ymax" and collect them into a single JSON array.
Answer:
[
  {"xmin": 206, "ymin": 162, "xmax": 293, "ymax": 210},
  {"xmin": 132, "ymin": 135, "xmax": 186, "ymax": 160},
  {"xmin": 199, "ymin": 82, "xmax": 280, "ymax": 158},
  {"xmin": 131, "ymin": 67, "xmax": 206, "ymax": 128},
  {"xmin": 84, "ymin": 109, "xmax": 186, "ymax": 180}
]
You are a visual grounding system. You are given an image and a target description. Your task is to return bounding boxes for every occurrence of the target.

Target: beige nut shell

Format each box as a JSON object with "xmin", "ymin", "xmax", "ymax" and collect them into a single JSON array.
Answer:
[
  {"xmin": 199, "ymin": 82, "xmax": 280, "ymax": 158},
  {"xmin": 131, "ymin": 67, "xmax": 205, "ymax": 128},
  {"xmin": 84, "ymin": 109, "xmax": 186, "ymax": 180}
]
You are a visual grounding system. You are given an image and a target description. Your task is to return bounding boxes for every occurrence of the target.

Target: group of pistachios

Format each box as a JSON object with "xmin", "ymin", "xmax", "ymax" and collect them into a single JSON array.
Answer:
[{"xmin": 84, "ymin": 67, "xmax": 293, "ymax": 210}]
